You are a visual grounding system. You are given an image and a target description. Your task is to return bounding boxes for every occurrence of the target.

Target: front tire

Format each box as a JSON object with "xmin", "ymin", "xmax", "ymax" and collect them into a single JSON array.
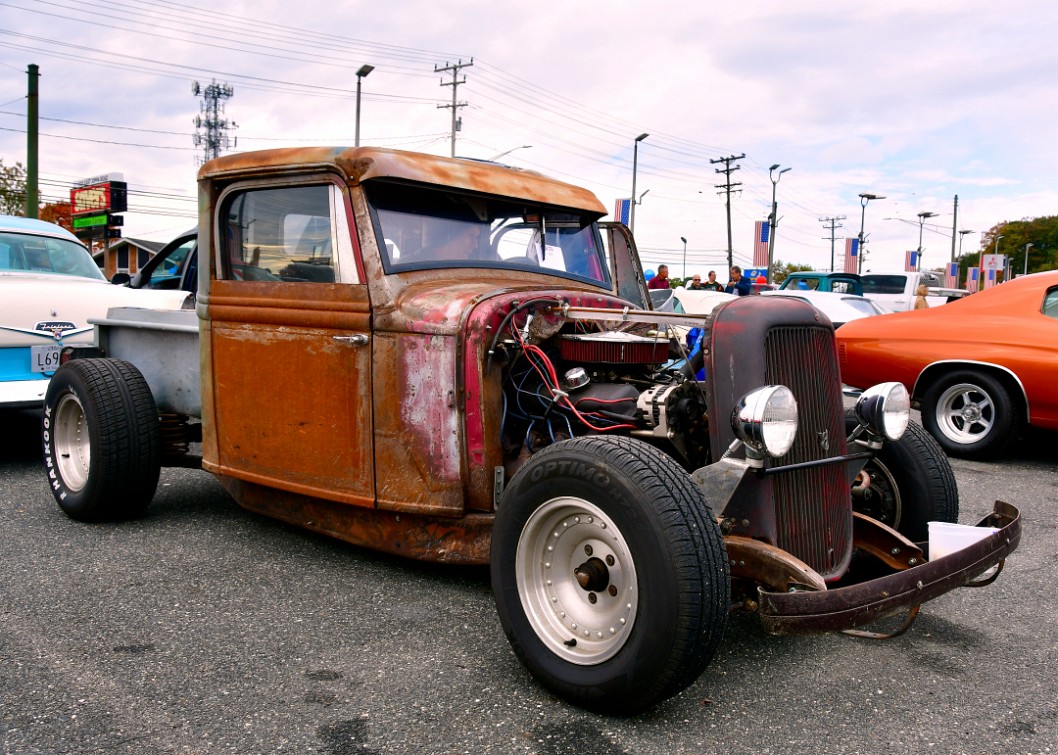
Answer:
[
  {"xmin": 491, "ymin": 436, "xmax": 729, "ymax": 714},
  {"xmin": 42, "ymin": 359, "xmax": 161, "ymax": 521},
  {"xmin": 848, "ymin": 415, "xmax": 958, "ymax": 541},
  {"xmin": 921, "ymin": 370, "xmax": 1019, "ymax": 459}
]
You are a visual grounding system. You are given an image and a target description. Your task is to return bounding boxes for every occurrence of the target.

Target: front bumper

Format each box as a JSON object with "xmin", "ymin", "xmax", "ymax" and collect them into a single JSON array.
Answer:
[{"xmin": 757, "ymin": 500, "xmax": 1020, "ymax": 635}]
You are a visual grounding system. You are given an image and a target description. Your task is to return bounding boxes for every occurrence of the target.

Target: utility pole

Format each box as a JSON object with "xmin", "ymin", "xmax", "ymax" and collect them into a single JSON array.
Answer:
[
  {"xmin": 192, "ymin": 80, "xmax": 237, "ymax": 165},
  {"xmin": 26, "ymin": 64, "xmax": 39, "ymax": 218},
  {"xmin": 436, "ymin": 59, "xmax": 473, "ymax": 158},
  {"xmin": 711, "ymin": 153, "xmax": 745, "ymax": 270},
  {"xmin": 820, "ymin": 215, "xmax": 846, "ymax": 272}
]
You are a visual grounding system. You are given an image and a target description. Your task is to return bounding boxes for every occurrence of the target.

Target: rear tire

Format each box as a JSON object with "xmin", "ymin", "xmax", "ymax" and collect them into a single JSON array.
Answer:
[
  {"xmin": 921, "ymin": 370, "xmax": 1019, "ymax": 459},
  {"xmin": 491, "ymin": 436, "xmax": 729, "ymax": 714},
  {"xmin": 42, "ymin": 359, "xmax": 161, "ymax": 521}
]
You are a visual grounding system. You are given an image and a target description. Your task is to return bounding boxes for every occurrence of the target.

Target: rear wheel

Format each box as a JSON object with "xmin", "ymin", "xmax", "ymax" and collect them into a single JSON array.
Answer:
[
  {"xmin": 848, "ymin": 414, "xmax": 958, "ymax": 541},
  {"xmin": 42, "ymin": 359, "xmax": 161, "ymax": 521},
  {"xmin": 921, "ymin": 370, "xmax": 1019, "ymax": 459},
  {"xmin": 491, "ymin": 436, "xmax": 729, "ymax": 714}
]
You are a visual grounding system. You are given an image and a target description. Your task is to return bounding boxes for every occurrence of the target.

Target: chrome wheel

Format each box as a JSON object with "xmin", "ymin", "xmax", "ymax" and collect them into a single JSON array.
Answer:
[
  {"xmin": 515, "ymin": 496, "xmax": 638, "ymax": 665},
  {"xmin": 53, "ymin": 392, "xmax": 90, "ymax": 492},
  {"xmin": 935, "ymin": 382, "xmax": 994, "ymax": 444}
]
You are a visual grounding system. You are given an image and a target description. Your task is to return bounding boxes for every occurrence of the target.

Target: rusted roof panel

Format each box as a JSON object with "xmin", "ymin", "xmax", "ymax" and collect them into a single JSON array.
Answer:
[{"xmin": 198, "ymin": 147, "xmax": 606, "ymax": 216}]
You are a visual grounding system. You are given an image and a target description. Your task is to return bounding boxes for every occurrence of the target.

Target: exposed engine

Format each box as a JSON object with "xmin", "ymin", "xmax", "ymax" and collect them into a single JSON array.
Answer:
[{"xmin": 490, "ymin": 301, "xmax": 711, "ymax": 476}]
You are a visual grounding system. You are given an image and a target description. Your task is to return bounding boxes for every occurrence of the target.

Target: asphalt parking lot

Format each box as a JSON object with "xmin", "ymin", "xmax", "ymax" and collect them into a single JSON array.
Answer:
[{"xmin": 1, "ymin": 407, "xmax": 1056, "ymax": 755}]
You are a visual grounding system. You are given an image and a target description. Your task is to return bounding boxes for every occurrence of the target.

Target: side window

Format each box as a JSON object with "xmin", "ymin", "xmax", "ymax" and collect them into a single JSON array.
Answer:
[
  {"xmin": 221, "ymin": 184, "xmax": 337, "ymax": 283},
  {"xmin": 1043, "ymin": 288, "xmax": 1058, "ymax": 320}
]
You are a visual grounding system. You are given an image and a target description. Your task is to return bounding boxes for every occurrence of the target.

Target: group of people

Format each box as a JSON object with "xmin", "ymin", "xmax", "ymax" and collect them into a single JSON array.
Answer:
[{"xmin": 648, "ymin": 264, "xmax": 752, "ymax": 296}]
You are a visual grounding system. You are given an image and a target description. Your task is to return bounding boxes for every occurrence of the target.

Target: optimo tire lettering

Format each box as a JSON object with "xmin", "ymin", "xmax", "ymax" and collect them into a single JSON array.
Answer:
[{"xmin": 529, "ymin": 459, "xmax": 610, "ymax": 487}]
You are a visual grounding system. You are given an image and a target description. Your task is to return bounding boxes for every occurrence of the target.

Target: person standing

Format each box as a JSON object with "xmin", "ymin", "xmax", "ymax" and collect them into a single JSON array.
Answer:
[
  {"xmin": 725, "ymin": 265, "xmax": 751, "ymax": 296},
  {"xmin": 687, "ymin": 274, "xmax": 706, "ymax": 290},
  {"xmin": 701, "ymin": 271, "xmax": 723, "ymax": 291},
  {"xmin": 648, "ymin": 264, "xmax": 671, "ymax": 290}
]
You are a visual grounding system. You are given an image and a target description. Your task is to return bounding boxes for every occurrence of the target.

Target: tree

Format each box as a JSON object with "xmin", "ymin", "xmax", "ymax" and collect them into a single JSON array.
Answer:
[
  {"xmin": 771, "ymin": 260, "xmax": 814, "ymax": 285},
  {"xmin": 1, "ymin": 159, "xmax": 27, "ymax": 216},
  {"xmin": 40, "ymin": 201, "xmax": 72, "ymax": 231},
  {"xmin": 964, "ymin": 217, "xmax": 1058, "ymax": 281}
]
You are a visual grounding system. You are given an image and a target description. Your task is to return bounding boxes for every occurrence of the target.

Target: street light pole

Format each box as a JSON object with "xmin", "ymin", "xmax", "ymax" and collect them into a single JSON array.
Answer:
[
  {"xmin": 355, "ymin": 64, "xmax": 375, "ymax": 147},
  {"xmin": 857, "ymin": 193, "xmax": 885, "ymax": 274},
  {"xmin": 767, "ymin": 164, "xmax": 790, "ymax": 282},
  {"xmin": 916, "ymin": 211, "xmax": 937, "ymax": 271},
  {"xmin": 630, "ymin": 133, "xmax": 649, "ymax": 235},
  {"xmin": 488, "ymin": 145, "xmax": 531, "ymax": 161},
  {"xmin": 1024, "ymin": 242, "xmax": 1034, "ymax": 276},
  {"xmin": 680, "ymin": 236, "xmax": 687, "ymax": 279}
]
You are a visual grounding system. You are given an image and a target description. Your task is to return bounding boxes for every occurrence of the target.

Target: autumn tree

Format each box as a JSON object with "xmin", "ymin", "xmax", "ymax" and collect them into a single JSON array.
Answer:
[{"xmin": 40, "ymin": 201, "xmax": 72, "ymax": 230}]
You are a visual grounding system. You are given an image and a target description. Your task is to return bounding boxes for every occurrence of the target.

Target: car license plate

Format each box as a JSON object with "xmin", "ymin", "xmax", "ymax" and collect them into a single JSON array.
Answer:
[{"xmin": 31, "ymin": 344, "xmax": 61, "ymax": 374}]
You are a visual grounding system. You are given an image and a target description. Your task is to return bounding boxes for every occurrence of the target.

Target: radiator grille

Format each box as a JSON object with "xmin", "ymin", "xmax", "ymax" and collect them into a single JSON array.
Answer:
[{"xmin": 764, "ymin": 326, "xmax": 851, "ymax": 578}]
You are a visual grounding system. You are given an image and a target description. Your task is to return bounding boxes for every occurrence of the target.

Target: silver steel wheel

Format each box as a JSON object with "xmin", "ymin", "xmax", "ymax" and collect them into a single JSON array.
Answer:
[
  {"xmin": 935, "ymin": 382, "xmax": 994, "ymax": 444},
  {"xmin": 53, "ymin": 392, "xmax": 91, "ymax": 492},
  {"xmin": 515, "ymin": 496, "xmax": 638, "ymax": 665}
]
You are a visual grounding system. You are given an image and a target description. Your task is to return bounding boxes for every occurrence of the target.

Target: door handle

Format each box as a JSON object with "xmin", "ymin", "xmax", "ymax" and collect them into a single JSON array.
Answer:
[{"xmin": 333, "ymin": 334, "xmax": 370, "ymax": 346}]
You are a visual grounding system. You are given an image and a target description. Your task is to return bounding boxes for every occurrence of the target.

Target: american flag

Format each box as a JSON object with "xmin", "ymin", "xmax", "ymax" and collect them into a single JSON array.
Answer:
[
  {"xmin": 944, "ymin": 262, "xmax": 959, "ymax": 288},
  {"xmin": 966, "ymin": 267, "xmax": 980, "ymax": 293},
  {"xmin": 753, "ymin": 221, "xmax": 770, "ymax": 268},
  {"xmin": 843, "ymin": 238, "xmax": 859, "ymax": 273},
  {"xmin": 614, "ymin": 199, "xmax": 631, "ymax": 226},
  {"xmin": 983, "ymin": 267, "xmax": 997, "ymax": 290},
  {"xmin": 904, "ymin": 250, "xmax": 919, "ymax": 272}
]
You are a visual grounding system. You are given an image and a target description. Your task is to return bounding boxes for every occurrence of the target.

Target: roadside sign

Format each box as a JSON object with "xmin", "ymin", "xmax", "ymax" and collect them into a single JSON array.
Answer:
[{"xmin": 72, "ymin": 213, "xmax": 108, "ymax": 229}]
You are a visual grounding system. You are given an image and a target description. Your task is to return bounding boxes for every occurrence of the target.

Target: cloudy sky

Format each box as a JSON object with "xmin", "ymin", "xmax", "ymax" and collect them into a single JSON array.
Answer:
[{"xmin": 2, "ymin": 0, "xmax": 1055, "ymax": 275}]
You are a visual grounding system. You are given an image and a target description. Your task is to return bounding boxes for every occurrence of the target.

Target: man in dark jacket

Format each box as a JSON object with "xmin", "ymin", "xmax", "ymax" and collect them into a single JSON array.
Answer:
[{"xmin": 725, "ymin": 266, "xmax": 751, "ymax": 296}]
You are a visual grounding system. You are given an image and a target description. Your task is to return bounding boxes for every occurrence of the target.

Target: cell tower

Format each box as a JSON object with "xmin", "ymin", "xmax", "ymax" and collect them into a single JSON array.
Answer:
[{"xmin": 192, "ymin": 80, "xmax": 238, "ymax": 165}]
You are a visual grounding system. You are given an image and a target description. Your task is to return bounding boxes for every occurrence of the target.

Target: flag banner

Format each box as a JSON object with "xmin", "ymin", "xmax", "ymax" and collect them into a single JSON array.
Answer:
[
  {"xmin": 966, "ymin": 267, "xmax": 980, "ymax": 293},
  {"xmin": 843, "ymin": 238, "xmax": 859, "ymax": 273},
  {"xmin": 945, "ymin": 262, "xmax": 959, "ymax": 288},
  {"xmin": 614, "ymin": 199, "xmax": 631, "ymax": 226},
  {"xmin": 753, "ymin": 221, "xmax": 770, "ymax": 268},
  {"xmin": 904, "ymin": 250, "xmax": 919, "ymax": 272},
  {"xmin": 983, "ymin": 267, "xmax": 997, "ymax": 289}
]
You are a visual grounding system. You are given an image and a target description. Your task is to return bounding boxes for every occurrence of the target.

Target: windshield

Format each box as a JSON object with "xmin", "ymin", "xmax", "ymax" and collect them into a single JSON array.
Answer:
[
  {"xmin": 0, "ymin": 230, "xmax": 105, "ymax": 280},
  {"xmin": 366, "ymin": 181, "xmax": 611, "ymax": 287}
]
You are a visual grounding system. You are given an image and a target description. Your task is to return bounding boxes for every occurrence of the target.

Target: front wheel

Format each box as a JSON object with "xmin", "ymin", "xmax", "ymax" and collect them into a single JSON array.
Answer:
[
  {"xmin": 491, "ymin": 436, "xmax": 729, "ymax": 714},
  {"xmin": 921, "ymin": 370, "xmax": 1019, "ymax": 459},
  {"xmin": 848, "ymin": 414, "xmax": 958, "ymax": 541},
  {"xmin": 42, "ymin": 359, "xmax": 161, "ymax": 522}
]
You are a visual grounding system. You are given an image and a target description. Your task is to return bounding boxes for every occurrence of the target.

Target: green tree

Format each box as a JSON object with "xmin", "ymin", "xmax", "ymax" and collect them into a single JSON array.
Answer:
[
  {"xmin": 1, "ymin": 159, "xmax": 29, "ymax": 216},
  {"xmin": 964, "ymin": 216, "xmax": 1058, "ymax": 281},
  {"xmin": 771, "ymin": 260, "xmax": 814, "ymax": 285}
]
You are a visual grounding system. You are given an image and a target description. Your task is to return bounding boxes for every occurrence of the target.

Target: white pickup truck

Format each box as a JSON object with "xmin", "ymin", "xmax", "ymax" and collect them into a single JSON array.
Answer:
[{"xmin": 861, "ymin": 270, "xmax": 968, "ymax": 312}]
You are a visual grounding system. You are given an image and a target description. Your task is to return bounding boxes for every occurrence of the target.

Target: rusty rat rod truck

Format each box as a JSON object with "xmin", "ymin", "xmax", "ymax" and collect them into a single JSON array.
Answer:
[{"xmin": 42, "ymin": 147, "xmax": 1020, "ymax": 714}]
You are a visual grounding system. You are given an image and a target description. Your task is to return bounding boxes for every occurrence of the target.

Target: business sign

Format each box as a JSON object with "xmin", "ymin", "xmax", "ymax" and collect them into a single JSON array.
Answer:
[
  {"xmin": 981, "ymin": 253, "xmax": 1006, "ymax": 271},
  {"xmin": 72, "ymin": 213, "xmax": 109, "ymax": 229},
  {"xmin": 70, "ymin": 180, "xmax": 128, "ymax": 216}
]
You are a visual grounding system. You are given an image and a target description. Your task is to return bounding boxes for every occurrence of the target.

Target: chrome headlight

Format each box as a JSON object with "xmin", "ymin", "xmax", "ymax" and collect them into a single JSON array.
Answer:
[
  {"xmin": 854, "ymin": 382, "xmax": 910, "ymax": 441},
  {"xmin": 731, "ymin": 385, "xmax": 798, "ymax": 458}
]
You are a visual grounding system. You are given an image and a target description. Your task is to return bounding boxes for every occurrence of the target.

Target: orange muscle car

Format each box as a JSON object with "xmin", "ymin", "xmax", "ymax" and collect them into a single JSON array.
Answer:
[{"xmin": 837, "ymin": 270, "xmax": 1058, "ymax": 458}]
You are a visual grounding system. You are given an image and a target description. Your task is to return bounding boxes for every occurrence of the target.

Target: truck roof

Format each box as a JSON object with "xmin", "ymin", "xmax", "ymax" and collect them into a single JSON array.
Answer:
[{"xmin": 198, "ymin": 147, "xmax": 607, "ymax": 217}]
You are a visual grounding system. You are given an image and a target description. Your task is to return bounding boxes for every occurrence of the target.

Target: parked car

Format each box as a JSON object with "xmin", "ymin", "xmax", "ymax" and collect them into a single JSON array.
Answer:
[
  {"xmin": 761, "ymin": 289, "xmax": 891, "ymax": 328},
  {"xmin": 860, "ymin": 271, "xmax": 967, "ymax": 312},
  {"xmin": 837, "ymin": 271, "xmax": 1058, "ymax": 458},
  {"xmin": 127, "ymin": 229, "xmax": 198, "ymax": 293},
  {"xmin": 0, "ymin": 215, "xmax": 191, "ymax": 408},
  {"xmin": 777, "ymin": 271, "xmax": 864, "ymax": 295}
]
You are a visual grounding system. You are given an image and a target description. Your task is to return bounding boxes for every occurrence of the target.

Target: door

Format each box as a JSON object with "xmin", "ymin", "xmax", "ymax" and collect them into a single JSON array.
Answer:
[{"xmin": 205, "ymin": 180, "xmax": 374, "ymax": 507}]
